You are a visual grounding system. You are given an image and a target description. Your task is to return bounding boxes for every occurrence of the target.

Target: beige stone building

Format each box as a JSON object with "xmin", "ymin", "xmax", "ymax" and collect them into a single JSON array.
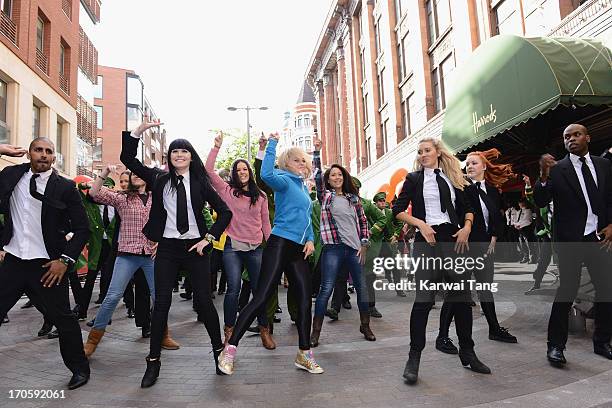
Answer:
[{"xmin": 305, "ymin": 0, "xmax": 612, "ymax": 198}]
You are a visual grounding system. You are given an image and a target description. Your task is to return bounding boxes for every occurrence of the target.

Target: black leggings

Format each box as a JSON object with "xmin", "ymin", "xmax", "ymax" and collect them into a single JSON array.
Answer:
[
  {"xmin": 149, "ymin": 238, "xmax": 223, "ymax": 359},
  {"xmin": 229, "ymin": 234, "xmax": 312, "ymax": 349}
]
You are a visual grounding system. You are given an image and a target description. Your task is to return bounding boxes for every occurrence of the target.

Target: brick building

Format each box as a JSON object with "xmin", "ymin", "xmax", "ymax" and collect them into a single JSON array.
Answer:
[
  {"xmin": 305, "ymin": 0, "xmax": 612, "ymax": 198},
  {"xmin": 93, "ymin": 65, "xmax": 166, "ymax": 176},
  {"xmin": 0, "ymin": 0, "xmax": 81, "ymax": 175}
]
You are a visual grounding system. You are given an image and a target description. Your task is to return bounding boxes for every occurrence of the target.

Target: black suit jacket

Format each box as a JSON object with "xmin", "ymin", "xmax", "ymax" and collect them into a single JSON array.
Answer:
[
  {"xmin": 534, "ymin": 155, "xmax": 612, "ymax": 242},
  {"xmin": 120, "ymin": 132, "xmax": 232, "ymax": 242},
  {"xmin": 464, "ymin": 181, "xmax": 504, "ymax": 242},
  {"xmin": 0, "ymin": 163, "xmax": 90, "ymax": 260},
  {"xmin": 392, "ymin": 170, "xmax": 473, "ymax": 227}
]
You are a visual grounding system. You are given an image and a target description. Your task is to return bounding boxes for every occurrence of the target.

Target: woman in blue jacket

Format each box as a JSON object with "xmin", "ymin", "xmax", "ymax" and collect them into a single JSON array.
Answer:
[{"xmin": 218, "ymin": 133, "xmax": 323, "ymax": 375}]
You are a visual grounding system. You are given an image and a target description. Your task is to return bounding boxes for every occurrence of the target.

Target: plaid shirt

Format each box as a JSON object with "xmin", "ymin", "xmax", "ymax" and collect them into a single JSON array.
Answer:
[
  {"xmin": 313, "ymin": 151, "xmax": 369, "ymax": 246},
  {"xmin": 94, "ymin": 187, "xmax": 156, "ymax": 255}
]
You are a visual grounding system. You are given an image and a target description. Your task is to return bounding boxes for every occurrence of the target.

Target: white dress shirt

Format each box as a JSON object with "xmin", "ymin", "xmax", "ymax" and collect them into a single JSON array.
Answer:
[
  {"xmin": 423, "ymin": 167, "xmax": 456, "ymax": 226},
  {"xmin": 3, "ymin": 168, "xmax": 52, "ymax": 260},
  {"xmin": 471, "ymin": 179, "xmax": 489, "ymax": 231},
  {"xmin": 99, "ymin": 205, "xmax": 115, "ymax": 239},
  {"xmin": 162, "ymin": 171, "xmax": 201, "ymax": 239},
  {"xmin": 512, "ymin": 207, "xmax": 532, "ymax": 229},
  {"xmin": 569, "ymin": 153, "xmax": 598, "ymax": 236}
]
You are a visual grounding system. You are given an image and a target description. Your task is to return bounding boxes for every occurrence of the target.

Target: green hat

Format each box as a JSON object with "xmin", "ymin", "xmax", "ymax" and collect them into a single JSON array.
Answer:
[
  {"xmin": 373, "ymin": 192, "xmax": 386, "ymax": 202},
  {"xmin": 351, "ymin": 177, "xmax": 361, "ymax": 189},
  {"xmin": 103, "ymin": 177, "xmax": 116, "ymax": 188}
]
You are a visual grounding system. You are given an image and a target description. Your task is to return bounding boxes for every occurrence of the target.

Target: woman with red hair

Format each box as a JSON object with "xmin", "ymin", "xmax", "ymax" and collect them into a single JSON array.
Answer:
[{"xmin": 436, "ymin": 148, "xmax": 518, "ymax": 357}]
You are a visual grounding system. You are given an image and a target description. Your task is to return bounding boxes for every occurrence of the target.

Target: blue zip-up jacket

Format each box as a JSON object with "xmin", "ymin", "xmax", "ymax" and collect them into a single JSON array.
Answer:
[{"xmin": 261, "ymin": 138, "xmax": 314, "ymax": 245}]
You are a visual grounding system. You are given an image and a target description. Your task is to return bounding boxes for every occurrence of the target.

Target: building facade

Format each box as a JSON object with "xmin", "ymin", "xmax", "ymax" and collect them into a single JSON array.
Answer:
[
  {"xmin": 286, "ymin": 81, "xmax": 318, "ymax": 152},
  {"xmin": 0, "ymin": 0, "xmax": 81, "ymax": 176},
  {"xmin": 305, "ymin": 0, "xmax": 611, "ymax": 198},
  {"xmin": 94, "ymin": 65, "xmax": 166, "ymax": 175}
]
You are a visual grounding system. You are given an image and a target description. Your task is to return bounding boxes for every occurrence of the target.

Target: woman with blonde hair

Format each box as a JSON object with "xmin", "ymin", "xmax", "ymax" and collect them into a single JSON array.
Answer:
[
  {"xmin": 393, "ymin": 137, "xmax": 490, "ymax": 384},
  {"xmin": 436, "ymin": 148, "xmax": 518, "ymax": 357},
  {"xmin": 218, "ymin": 133, "xmax": 323, "ymax": 375}
]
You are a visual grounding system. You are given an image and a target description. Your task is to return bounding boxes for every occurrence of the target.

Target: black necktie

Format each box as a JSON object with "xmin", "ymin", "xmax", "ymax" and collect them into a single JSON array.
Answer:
[
  {"xmin": 29, "ymin": 174, "xmax": 44, "ymax": 201},
  {"xmin": 176, "ymin": 175, "xmax": 189, "ymax": 234},
  {"xmin": 475, "ymin": 181, "xmax": 494, "ymax": 231},
  {"xmin": 434, "ymin": 169, "xmax": 458, "ymax": 225},
  {"xmin": 579, "ymin": 157, "xmax": 600, "ymax": 216},
  {"xmin": 102, "ymin": 205, "xmax": 110, "ymax": 228}
]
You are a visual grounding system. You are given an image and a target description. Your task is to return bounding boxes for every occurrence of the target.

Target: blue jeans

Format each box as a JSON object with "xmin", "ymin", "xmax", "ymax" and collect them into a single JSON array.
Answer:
[
  {"xmin": 94, "ymin": 255, "xmax": 155, "ymax": 330},
  {"xmin": 315, "ymin": 244, "xmax": 368, "ymax": 317},
  {"xmin": 222, "ymin": 240, "xmax": 266, "ymax": 327}
]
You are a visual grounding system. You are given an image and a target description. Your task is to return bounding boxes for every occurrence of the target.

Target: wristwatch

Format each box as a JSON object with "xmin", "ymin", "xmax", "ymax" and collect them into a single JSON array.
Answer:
[
  {"xmin": 59, "ymin": 255, "xmax": 75, "ymax": 268},
  {"xmin": 204, "ymin": 233, "xmax": 216, "ymax": 243}
]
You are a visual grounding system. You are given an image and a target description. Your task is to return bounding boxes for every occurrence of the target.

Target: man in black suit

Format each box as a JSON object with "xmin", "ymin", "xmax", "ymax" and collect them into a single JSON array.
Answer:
[
  {"xmin": 534, "ymin": 124, "xmax": 612, "ymax": 367},
  {"xmin": 0, "ymin": 137, "xmax": 91, "ymax": 389}
]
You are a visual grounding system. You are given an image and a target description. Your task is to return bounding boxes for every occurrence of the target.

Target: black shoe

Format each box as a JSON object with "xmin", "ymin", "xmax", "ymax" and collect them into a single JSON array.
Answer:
[
  {"xmin": 213, "ymin": 347, "xmax": 226, "ymax": 376},
  {"xmin": 180, "ymin": 291, "xmax": 192, "ymax": 300},
  {"xmin": 142, "ymin": 326, "xmax": 151, "ymax": 338},
  {"xmin": 276, "ymin": 306, "xmax": 282, "ymax": 314},
  {"xmin": 273, "ymin": 316, "xmax": 281, "ymax": 323},
  {"xmin": 94, "ymin": 297, "xmax": 103, "ymax": 305},
  {"xmin": 594, "ymin": 343, "xmax": 612, "ymax": 360},
  {"xmin": 369, "ymin": 306, "xmax": 382, "ymax": 318},
  {"xmin": 2, "ymin": 315, "xmax": 9, "ymax": 324},
  {"xmin": 38, "ymin": 321, "xmax": 54, "ymax": 337},
  {"xmin": 247, "ymin": 325, "xmax": 260, "ymax": 333},
  {"xmin": 86, "ymin": 318, "xmax": 95, "ymax": 327},
  {"xmin": 21, "ymin": 300, "xmax": 33, "ymax": 309},
  {"xmin": 436, "ymin": 336, "xmax": 459, "ymax": 354},
  {"xmin": 396, "ymin": 290, "xmax": 407, "ymax": 297},
  {"xmin": 325, "ymin": 308, "xmax": 339, "ymax": 321},
  {"xmin": 47, "ymin": 329, "xmax": 59, "ymax": 339},
  {"xmin": 141, "ymin": 357, "xmax": 161, "ymax": 388},
  {"xmin": 217, "ymin": 288, "xmax": 225, "ymax": 295},
  {"xmin": 342, "ymin": 300, "xmax": 352, "ymax": 310},
  {"xmin": 403, "ymin": 350, "xmax": 421, "ymax": 384},
  {"xmin": 459, "ymin": 349, "xmax": 491, "ymax": 374},
  {"xmin": 67, "ymin": 371, "xmax": 89, "ymax": 390},
  {"xmin": 489, "ymin": 327, "xmax": 518, "ymax": 343},
  {"xmin": 547, "ymin": 344, "xmax": 567, "ymax": 367},
  {"xmin": 127, "ymin": 308, "xmax": 135, "ymax": 318},
  {"xmin": 524, "ymin": 284, "xmax": 541, "ymax": 294}
]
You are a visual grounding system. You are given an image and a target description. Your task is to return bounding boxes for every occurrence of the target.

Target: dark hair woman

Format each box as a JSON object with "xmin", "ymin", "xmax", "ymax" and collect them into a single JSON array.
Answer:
[{"xmin": 120, "ymin": 117, "xmax": 232, "ymax": 388}]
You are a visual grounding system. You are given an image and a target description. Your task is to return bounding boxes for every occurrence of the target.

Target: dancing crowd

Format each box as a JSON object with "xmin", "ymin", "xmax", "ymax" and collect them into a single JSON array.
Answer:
[{"xmin": 0, "ymin": 119, "xmax": 611, "ymax": 390}]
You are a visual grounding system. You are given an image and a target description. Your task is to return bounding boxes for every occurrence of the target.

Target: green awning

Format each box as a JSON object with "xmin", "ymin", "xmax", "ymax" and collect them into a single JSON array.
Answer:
[{"xmin": 442, "ymin": 35, "xmax": 612, "ymax": 154}]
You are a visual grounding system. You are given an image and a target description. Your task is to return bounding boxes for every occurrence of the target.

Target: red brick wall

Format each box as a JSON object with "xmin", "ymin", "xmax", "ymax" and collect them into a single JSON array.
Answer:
[{"xmin": 0, "ymin": 0, "xmax": 80, "ymax": 107}]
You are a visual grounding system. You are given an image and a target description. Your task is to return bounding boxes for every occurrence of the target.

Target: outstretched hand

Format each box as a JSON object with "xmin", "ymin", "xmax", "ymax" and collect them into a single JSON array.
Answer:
[
  {"xmin": 133, "ymin": 114, "xmax": 163, "ymax": 137},
  {"xmin": 214, "ymin": 131, "xmax": 224, "ymax": 148},
  {"xmin": 313, "ymin": 136, "xmax": 322, "ymax": 152},
  {"xmin": 0, "ymin": 144, "xmax": 27, "ymax": 157},
  {"xmin": 269, "ymin": 132, "xmax": 280, "ymax": 142},
  {"xmin": 259, "ymin": 133, "xmax": 268, "ymax": 150}
]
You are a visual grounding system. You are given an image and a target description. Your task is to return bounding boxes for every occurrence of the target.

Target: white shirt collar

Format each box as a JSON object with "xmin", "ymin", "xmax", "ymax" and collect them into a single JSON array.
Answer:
[
  {"xmin": 569, "ymin": 152, "xmax": 591, "ymax": 165},
  {"xmin": 176, "ymin": 170, "xmax": 190, "ymax": 181},
  {"xmin": 424, "ymin": 167, "xmax": 439, "ymax": 176},
  {"xmin": 28, "ymin": 168, "xmax": 53, "ymax": 181}
]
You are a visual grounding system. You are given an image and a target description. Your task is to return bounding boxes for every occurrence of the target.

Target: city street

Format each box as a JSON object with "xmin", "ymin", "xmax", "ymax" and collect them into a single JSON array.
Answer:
[{"xmin": 1, "ymin": 263, "xmax": 612, "ymax": 408}]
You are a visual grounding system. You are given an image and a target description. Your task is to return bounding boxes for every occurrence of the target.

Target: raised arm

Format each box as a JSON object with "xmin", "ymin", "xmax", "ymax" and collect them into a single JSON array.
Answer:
[
  {"xmin": 205, "ymin": 132, "xmax": 232, "ymax": 194},
  {"xmin": 261, "ymin": 134, "xmax": 289, "ymax": 192},
  {"xmin": 255, "ymin": 134, "xmax": 274, "ymax": 197},
  {"xmin": 312, "ymin": 136, "xmax": 325, "ymax": 203},
  {"xmin": 120, "ymin": 117, "xmax": 165, "ymax": 185}
]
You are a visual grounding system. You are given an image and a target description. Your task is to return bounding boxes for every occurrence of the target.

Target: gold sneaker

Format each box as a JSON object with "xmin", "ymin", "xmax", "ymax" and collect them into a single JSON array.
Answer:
[
  {"xmin": 217, "ymin": 348, "xmax": 236, "ymax": 375},
  {"xmin": 295, "ymin": 349, "xmax": 324, "ymax": 374}
]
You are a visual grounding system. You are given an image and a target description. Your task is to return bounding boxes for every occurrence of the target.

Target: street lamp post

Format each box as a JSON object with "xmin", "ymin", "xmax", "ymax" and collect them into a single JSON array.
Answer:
[{"xmin": 227, "ymin": 105, "xmax": 268, "ymax": 163}]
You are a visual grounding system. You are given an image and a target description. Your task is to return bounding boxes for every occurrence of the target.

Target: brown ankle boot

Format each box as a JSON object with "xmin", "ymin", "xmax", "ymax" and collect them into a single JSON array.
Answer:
[
  {"xmin": 224, "ymin": 325, "xmax": 233, "ymax": 346},
  {"xmin": 84, "ymin": 328, "xmax": 105, "ymax": 357},
  {"xmin": 259, "ymin": 325, "xmax": 276, "ymax": 350},
  {"xmin": 310, "ymin": 315, "xmax": 324, "ymax": 347},
  {"xmin": 359, "ymin": 312, "xmax": 376, "ymax": 341},
  {"xmin": 161, "ymin": 327, "xmax": 180, "ymax": 350}
]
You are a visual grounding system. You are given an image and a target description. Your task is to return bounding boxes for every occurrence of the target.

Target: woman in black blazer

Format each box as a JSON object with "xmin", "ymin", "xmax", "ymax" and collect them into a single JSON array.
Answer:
[
  {"xmin": 120, "ymin": 119, "xmax": 232, "ymax": 388},
  {"xmin": 437, "ymin": 149, "xmax": 518, "ymax": 356},
  {"xmin": 392, "ymin": 137, "xmax": 489, "ymax": 384}
]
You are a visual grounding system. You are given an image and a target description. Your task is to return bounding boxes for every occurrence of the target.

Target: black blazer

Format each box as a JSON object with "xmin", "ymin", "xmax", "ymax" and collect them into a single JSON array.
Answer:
[
  {"xmin": 0, "ymin": 163, "xmax": 90, "ymax": 260},
  {"xmin": 464, "ymin": 180, "xmax": 504, "ymax": 242},
  {"xmin": 534, "ymin": 155, "xmax": 612, "ymax": 242},
  {"xmin": 392, "ymin": 170, "xmax": 473, "ymax": 227},
  {"xmin": 120, "ymin": 132, "xmax": 232, "ymax": 242}
]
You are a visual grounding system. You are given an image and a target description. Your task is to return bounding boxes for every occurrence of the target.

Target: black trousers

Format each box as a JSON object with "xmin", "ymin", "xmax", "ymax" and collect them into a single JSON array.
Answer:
[
  {"xmin": 439, "ymin": 241, "xmax": 499, "ymax": 336},
  {"xmin": 149, "ymin": 238, "xmax": 222, "ymax": 358},
  {"xmin": 410, "ymin": 224, "xmax": 474, "ymax": 352},
  {"xmin": 0, "ymin": 254, "xmax": 89, "ymax": 375},
  {"xmin": 533, "ymin": 236, "xmax": 552, "ymax": 286},
  {"xmin": 548, "ymin": 234, "xmax": 612, "ymax": 347},
  {"xmin": 331, "ymin": 268, "xmax": 350, "ymax": 312},
  {"xmin": 229, "ymin": 235, "xmax": 312, "ymax": 350},
  {"xmin": 210, "ymin": 248, "xmax": 225, "ymax": 292},
  {"xmin": 121, "ymin": 268, "xmax": 151, "ymax": 328},
  {"xmin": 70, "ymin": 240, "xmax": 111, "ymax": 315}
]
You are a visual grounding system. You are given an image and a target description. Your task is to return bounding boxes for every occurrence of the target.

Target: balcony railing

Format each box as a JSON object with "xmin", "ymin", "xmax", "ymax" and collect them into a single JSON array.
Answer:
[
  {"xmin": 59, "ymin": 73, "xmax": 70, "ymax": 94},
  {"xmin": 0, "ymin": 10, "xmax": 17, "ymax": 46},
  {"xmin": 549, "ymin": 0, "xmax": 611, "ymax": 36},
  {"xmin": 36, "ymin": 49, "xmax": 49, "ymax": 75},
  {"xmin": 62, "ymin": 0, "xmax": 72, "ymax": 20}
]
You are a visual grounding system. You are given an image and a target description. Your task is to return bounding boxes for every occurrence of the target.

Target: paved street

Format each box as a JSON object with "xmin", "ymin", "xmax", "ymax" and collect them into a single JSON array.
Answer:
[{"xmin": 1, "ymin": 263, "xmax": 612, "ymax": 408}]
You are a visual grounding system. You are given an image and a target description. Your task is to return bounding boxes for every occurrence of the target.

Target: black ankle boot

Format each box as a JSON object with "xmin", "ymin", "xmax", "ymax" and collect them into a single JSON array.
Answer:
[
  {"xmin": 458, "ymin": 349, "xmax": 491, "ymax": 374},
  {"xmin": 141, "ymin": 357, "xmax": 161, "ymax": 388},
  {"xmin": 213, "ymin": 347, "xmax": 225, "ymax": 376},
  {"xmin": 403, "ymin": 350, "xmax": 421, "ymax": 384}
]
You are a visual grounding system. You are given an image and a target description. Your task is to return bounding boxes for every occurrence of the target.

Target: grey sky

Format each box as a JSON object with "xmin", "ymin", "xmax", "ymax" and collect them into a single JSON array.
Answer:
[{"xmin": 96, "ymin": 0, "xmax": 331, "ymax": 155}]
